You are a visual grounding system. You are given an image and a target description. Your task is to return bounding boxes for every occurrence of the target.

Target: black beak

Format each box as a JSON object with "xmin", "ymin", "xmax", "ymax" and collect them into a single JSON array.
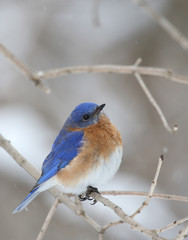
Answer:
[{"xmin": 94, "ymin": 104, "xmax": 106, "ymax": 115}]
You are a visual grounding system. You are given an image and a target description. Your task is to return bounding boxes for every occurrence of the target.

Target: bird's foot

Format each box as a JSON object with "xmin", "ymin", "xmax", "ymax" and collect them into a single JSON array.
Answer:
[{"xmin": 78, "ymin": 186, "xmax": 100, "ymax": 205}]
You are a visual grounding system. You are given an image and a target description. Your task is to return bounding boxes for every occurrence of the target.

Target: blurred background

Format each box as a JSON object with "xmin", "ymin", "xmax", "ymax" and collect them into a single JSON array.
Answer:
[{"xmin": 1, "ymin": 0, "xmax": 188, "ymax": 239}]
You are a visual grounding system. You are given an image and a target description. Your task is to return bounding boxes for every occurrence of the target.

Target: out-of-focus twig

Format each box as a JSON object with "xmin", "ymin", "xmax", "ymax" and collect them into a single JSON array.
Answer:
[
  {"xmin": 34, "ymin": 65, "xmax": 188, "ymax": 85},
  {"xmin": 130, "ymin": 0, "xmax": 188, "ymax": 51},
  {"xmin": 36, "ymin": 197, "xmax": 60, "ymax": 240},
  {"xmin": 91, "ymin": 0, "xmax": 101, "ymax": 27},
  {"xmin": 0, "ymin": 43, "xmax": 50, "ymax": 93},
  {"xmin": 1, "ymin": 42, "xmax": 188, "ymax": 97},
  {"xmin": 130, "ymin": 155, "xmax": 163, "ymax": 218},
  {"xmin": 135, "ymin": 72, "xmax": 177, "ymax": 133},
  {"xmin": 174, "ymin": 222, "xmax": 188, "ymax": 240}
]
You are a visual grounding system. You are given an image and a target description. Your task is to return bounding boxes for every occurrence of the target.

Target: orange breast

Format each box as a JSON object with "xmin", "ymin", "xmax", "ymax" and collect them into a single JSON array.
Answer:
[{"xmin": 57, "ymin": 114, "xmax": 122, "ymax": 188}]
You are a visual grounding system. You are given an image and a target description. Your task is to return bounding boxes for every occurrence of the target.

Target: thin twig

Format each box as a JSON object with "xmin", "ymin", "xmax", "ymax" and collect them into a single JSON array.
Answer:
[
  {"xmin": 36, "ymin": 197, "xmax": 59, "ymax": 240},
  {"xmin": 33, "ymin": 65, "xmax": 188, "ymax": 85},
  {"xmin": 130, "ymin": 0, "xmax": 188, "ymax": 51},
  {"xmin": 174, "ymin": 222, "xmax": 188, "ymax": 240},
  {"xmin": 99, "ymin": 220, "xmax": 124, "ymax": 240},
  {"xmin": 102, "ymin": 220, "xmax": 124, "ymax": 232},
  {"xmin": 135, "ymin": 72, "xmax": 177, "ymax": 133},
  {"xmin": 90, "ymin": 192, "xmax": 167, "ymax": 240},
  {"xmin": 130, "ymin": 155, "xmax": 163, "ymax": 218},
  {"xmin": 154, "ymin": 216, "xmax": 188, "ymax": 234},
  {"xmin": 0, "ymin": 43, "xmax": 50, "ymax": 93},
  {"xmin": 133, "ymin": 58, "xmax": 177, "ymax": 133}
]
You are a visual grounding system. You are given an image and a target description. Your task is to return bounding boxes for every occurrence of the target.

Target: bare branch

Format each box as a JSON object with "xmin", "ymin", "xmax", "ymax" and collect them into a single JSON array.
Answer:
[
  {"xmin": 133, "ymin": 58, "xmax": 177, "ymax": 133},
  {"xmin": 33, "ymin": 65, "xmax": 188, "ymax": 85},
  {"xmin": 1, "ymin": 42, "xmax": 188, "ymax": 104},
  {"xmin": 99, "ymin": 220, "xmax": 124, "ymax": 240},
  {"xmin": 90, "ymin": 192, "xmax": 167, "ymax": 240},
  {"xmin": 100, "ymin": 191, "xmax": 188, "ymax": 203},
  {"xmin": 36, "ymin": 197, "xmax": 60, "ymax": 240},
  {"xmin": 155, "ymin": 216, "xmax": 188, "ymax": 234},
  {"xmin": 130, "ymin": 155, "xmax": 163, "ymax": 218},
  {"xmin": 130, "ymin": 0, "xmax": 188, "ymax": 51},
  {"xmin": 0, "ymin": 43, "xmax": 50, "ymax": 93}
]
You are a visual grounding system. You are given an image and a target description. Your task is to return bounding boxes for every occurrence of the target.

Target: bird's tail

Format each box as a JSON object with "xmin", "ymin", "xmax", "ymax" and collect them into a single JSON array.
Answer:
[{"xmin": 12, "ymin": 186, "xmax": 40, "ymax": 214}]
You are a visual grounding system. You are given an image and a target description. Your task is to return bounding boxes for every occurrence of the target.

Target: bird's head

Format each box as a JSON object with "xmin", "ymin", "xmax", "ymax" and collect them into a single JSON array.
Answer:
[{"xmin": 65, "ymin": 102, "xmax": 106, "ymax": 129}]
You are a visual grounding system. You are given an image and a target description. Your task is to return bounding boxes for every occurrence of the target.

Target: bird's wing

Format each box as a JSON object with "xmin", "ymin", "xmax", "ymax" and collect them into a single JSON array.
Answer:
[{"xmin": 36, "ymin": 130, "xmax": 84, "ymax": 185}]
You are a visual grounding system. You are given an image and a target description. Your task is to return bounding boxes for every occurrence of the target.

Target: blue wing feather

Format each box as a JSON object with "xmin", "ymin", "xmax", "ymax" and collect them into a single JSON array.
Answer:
[{"xmin": 36, "ymin": 130, "xmax": 84, "ymax": 185}]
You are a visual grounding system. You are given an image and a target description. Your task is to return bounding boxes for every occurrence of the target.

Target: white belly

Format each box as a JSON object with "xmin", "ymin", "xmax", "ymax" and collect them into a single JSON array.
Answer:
[
  {"xmin": 87, "ymin": 146, "xmax": 123, "ymax": 186},
  {"xmin": 58, "ymin": 145, "xmax": 123, "ymax": 194}
]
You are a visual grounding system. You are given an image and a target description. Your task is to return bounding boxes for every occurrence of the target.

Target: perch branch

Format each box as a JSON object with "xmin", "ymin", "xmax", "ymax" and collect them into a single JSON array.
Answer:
[
  {"xmin": 90, "ymin": 192, "xmax": 167, "ymax": 240},
  {"xmin": 99, "ymin": 191, "xmax": 188, "ymax": 203},
  {"xmin": 1, "ymin": 133, "xmax": 166, "ymax": 240},
  {"xmin": 74, "ymin": 196, "xmax": 101, "ymax": 232}
]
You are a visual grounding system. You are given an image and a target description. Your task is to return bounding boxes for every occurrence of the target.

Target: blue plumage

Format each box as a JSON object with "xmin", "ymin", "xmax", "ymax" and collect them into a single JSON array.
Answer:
[
  {"xmin": 12, "ymin": 187, "xmax": 40, "ymax": 214},
  {"xmin": 37, "ymin": 130, "xmax": 84, "ymax": 185}
]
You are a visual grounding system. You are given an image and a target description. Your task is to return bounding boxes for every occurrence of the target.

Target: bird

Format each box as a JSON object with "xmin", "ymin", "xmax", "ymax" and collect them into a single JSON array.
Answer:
[{"xmin": 13, "ymin": 102, "xmax": 123, "ymax": 213}]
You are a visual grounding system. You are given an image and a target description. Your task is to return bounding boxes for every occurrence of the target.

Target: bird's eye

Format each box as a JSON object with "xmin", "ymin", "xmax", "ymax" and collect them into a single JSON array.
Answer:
[{"xmin": 82, "ymin": 114, "xmax": 90, "ymax": 121}]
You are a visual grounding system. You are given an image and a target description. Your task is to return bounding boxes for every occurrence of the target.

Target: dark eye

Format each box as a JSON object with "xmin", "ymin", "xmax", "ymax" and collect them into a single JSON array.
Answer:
[{"xmin": 82, "ymin": 114, "xmax": 90, "ymax": 121}]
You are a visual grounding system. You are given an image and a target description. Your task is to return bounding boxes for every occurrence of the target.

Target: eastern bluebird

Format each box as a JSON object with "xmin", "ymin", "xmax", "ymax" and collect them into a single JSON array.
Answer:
[{"xmin": 13, "ymin": 102, "xmax": 123, "ymax": 213}]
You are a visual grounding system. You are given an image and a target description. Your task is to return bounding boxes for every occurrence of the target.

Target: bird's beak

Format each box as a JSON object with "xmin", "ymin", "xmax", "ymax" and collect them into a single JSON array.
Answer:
[{"xmin": 94, "ymin": 104, "xmax": 106, "ymax": 116}]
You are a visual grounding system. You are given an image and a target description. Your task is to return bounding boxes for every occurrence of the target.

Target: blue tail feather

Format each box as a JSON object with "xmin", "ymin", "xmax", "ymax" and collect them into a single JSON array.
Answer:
[{"xmin": 13, "ymin": 187, "xmax": 40, "ymax": 214}]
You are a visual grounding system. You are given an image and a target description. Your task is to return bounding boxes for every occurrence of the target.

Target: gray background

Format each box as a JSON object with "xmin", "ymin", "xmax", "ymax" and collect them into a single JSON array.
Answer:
[{"xmin": 0, "ymin": 1, "xmax": 188, "ymax": 239}]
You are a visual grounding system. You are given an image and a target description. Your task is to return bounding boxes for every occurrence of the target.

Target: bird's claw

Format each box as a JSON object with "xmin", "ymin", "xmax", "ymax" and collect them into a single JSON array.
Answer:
[{"xmin": 78, "ymin": 186, "xmax": 100, "ymax": 205}]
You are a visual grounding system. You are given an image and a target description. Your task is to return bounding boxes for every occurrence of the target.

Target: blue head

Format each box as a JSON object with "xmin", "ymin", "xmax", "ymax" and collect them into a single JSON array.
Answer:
[{"xmin": 64, "ymin": 103, "xmax": 106, "ymax": 129}]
